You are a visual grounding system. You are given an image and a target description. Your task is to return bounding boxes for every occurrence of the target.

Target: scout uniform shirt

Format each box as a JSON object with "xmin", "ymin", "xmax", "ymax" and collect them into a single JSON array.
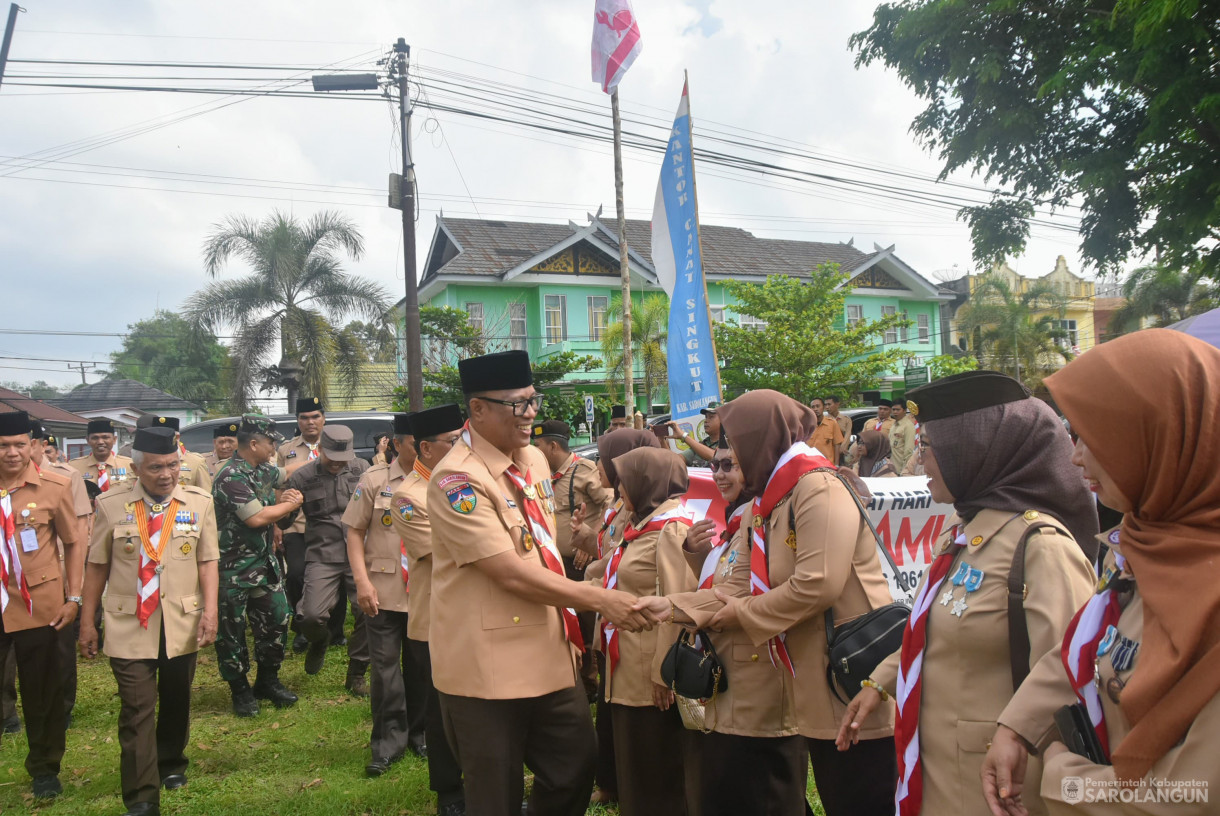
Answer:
[
  {"xmin": 88, "ymin": 482, "xmax": 219, "ymax": 659},
  {"xmin": 69, "ymin": 451, "xmax": 134, "ymax": 493},
  {"xmin": 807, "ymin": 414, "xmax": 845, "ymax": 464},
  {"xmin": 550, "ymin": 453, "xmax": 613, "ymax": 560},
  {"xmin": 871, "ymin": 509, "xmax": 1095, "ymax": 816},
  {"xmin": 0, "ymin": 461, "xmax": 82, "ymax": 633},
  {"xmin": 870, "ymin": 416, "xmax": 894, "ymax": 437},
  {"xmin": 341, "ymin": 457, "xmax": 411, "ymax": 613},
  {"xmin": 212, "ymin": 456, "xmax": 289, "ymax": 588},
  {"xmin": 888, "ymin": 415, "xmax": 917, "ymax": 475},
  {"xmin": 388, "ymin": 461, "xmax": 432, "ymax": 635},
  {"xmin": 277, "ymin": 435, "xmax": 321, "ymax": 538},
  {"xmin": 285, "ymin": 457, "xmax": 368, "ymax": 562},
  {"xmin": 178, "ymin": 449, "xmax": 213, "ymax": 491},
  {"xmin": 999, "ymin": 533, "xmax": 1220, "ymax": 816},
  {"xmin": 203, "ymin": 452, "xmax": 227, "ymax": 477},
  {"xmin": 829, "ymin": 411, "xmax": 853, "ymax": 458},
  {"xmin": 427, "ymin": 426, "xmax": 579, "ymax": 700}
]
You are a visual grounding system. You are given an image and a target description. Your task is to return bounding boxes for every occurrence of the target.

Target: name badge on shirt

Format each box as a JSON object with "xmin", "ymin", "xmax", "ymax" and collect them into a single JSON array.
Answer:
[{"xmin": 20, "ymin": 528, "xmax": 38, "ymax": 552}]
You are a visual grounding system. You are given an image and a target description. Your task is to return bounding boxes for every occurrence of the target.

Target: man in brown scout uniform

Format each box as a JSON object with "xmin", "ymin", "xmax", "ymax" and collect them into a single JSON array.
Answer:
[
  {"xmin": 343, "ymin": 412, "xmax": 427, "ymax": 760},
  {"xmin": 825, "ymin": 395, "xmax": 853, "ymax": 462},
  {"xmin": 204, "ymin": 422, "xmax": 238, "ymax": 477},
  {"xmin": 282, "ymin": 425, "xmax": 370, "ymax": 694},
  {"xmin": 531, "ymin": 419, "xmax": 613, "ymax": 697},
  {"xmin": 428, "ymin": 350, "xmax": 652, "ymax": 816},
  {"xmin": 381, "ymin": 404, "xmax": 465, "ymax": 808},
  {"xmin": 0, "ymin": 410, "xmax": 85, "ymax": 801},
  {"xmin": 80, "ymin": 426, "xmax": 219, "ymax": 816},
  {"xmin": 807, "ymin": 397, "xmax": 846, "ymax": 464},
  {"xmin": 887, "ymin": 400, "xmax": 917, "ymax": 475},
  {"xmin": 149, "ymin": 416, "xmax": 211, "ymax": 491},
  {"xmin": 70, "ymin": 418, "xmax": 134, "ymax": 494},
  {"xmin": 608, "ymin": 404, "xmax": 629, "ymax": 431}
]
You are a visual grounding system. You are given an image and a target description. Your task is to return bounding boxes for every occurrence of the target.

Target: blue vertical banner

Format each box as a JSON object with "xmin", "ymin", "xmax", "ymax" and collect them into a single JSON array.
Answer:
[{"xmin": 651, "ymin": 79, "xmax": 721, "ymax": 436}]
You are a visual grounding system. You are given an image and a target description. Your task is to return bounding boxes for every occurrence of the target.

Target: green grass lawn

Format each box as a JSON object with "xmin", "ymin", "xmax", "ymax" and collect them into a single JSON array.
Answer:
[{"xmin": 1, "ymin": 635, "xmax": 823, "ymax": 815}]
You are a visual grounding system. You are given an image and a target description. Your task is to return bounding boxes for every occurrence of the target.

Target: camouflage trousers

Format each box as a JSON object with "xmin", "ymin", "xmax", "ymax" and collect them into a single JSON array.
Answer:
[{"xmin": 215, "ymin": 582, "xmax": 292, "ymax": 683}]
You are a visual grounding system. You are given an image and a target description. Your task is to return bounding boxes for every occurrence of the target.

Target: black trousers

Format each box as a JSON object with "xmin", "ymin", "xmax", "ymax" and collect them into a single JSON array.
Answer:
[
  {"xmin": 0, "ymin": 619, "xmax": 66, "ymax": 778},
  {"xmin": 363, "ymin": 610, "xmax": 426, "ymax": 762},
  {"xmin": 109, "ymin": 630, "xmax": 197, "ymax": 808},
  {"xmin": 594, "ymin": 651, "xmax": 617, "ymax": 794},
  {"xmin": 807, "ymin": 736, "xmax": 896, "ymax": 816},
  {"xmin": 408, "ymin": 639, "xmax": 463, "ymax": 805},
  {"xmin": 2, "ymin": 621, "xmax": 76, "ymax": 723},
  {"xmin": 283, "ymin": 532, "xmax": 306, "ymax": 633},
  {"xmin": 610, "ymin": 702, "xmax": 702, "ymax": 816},
  {"xmin": 440, "ymin": 685, "xmax": 596, "ymax": 816},
  {"xmin": 700, "ymin": 731, "xmax": 808, "ymax": 816}
]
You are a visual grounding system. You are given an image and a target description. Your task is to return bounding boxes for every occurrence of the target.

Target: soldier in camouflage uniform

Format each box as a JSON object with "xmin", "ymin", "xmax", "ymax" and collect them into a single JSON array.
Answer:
[{"xmin": 211, "ymin": 415, "xmax": 305, "ymax": 717}]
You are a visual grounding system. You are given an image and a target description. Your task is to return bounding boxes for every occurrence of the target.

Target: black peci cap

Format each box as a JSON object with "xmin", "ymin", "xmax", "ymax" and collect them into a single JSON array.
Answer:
[
  {"xmin": 458, "ymin": 350, "xmax": 533, "ymax": 394},
  {"xmin": 28, "ymin": 419, "xmax": 46, "ymax": 440},
  {"xmin": 393, "ymin": 413, "xmax": 414, "ymax": 436},
  {"xmin": 532, "ymin": 419, "xmax": 570, "ymax": 440},
  {"xmin": 154, "ymin": 416, "xmax": 180, "ymax": 431},
  {"xmin": 296, "ymin": 397, "xmax": 324, "ymax": 415},
  {"xmin": 410, "ymin": 404, "xmax": 465, "ymax": 439},
  {"xmin": 214, "ymin": 422, "xmax": 239, "ymax": 439},
  {"xmin": 610, "ymin": 405, "xmax": 627, "ymax": 419},
  {"xmin": 0, "ymin": 411, "xmax": 31, "ymax": 437},
  {"xmin": 133, "ymin": 427, "xmax": 178, "ymax": 455},
  {"xmin": 904, "ymin": 370, "xmax": 1030, "ymax": 422},
  {"xmin": 87, "ymin": 419, "xmax": 116, "ymax": 435},
  {"xmin": 875, "ymin": 398, "xmax": 894, "ymax": 408}
]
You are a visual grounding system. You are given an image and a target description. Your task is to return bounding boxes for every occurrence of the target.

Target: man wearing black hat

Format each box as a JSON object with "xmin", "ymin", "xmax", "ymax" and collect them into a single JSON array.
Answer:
[
  {"xmin": 0, "ymin": 410, "xmax": 86, "ymax": 801},
  {"xmin": 375, "ymin": 404, "xmax": 465, "ymax": 803},
  {"xmin": 427, "ymin": 350, "xmax": 651, "ymax": 816},
  {"xmin": 869, "ymin": 399, "xmax": 895, "ymax": 437},
  {"xmin": 608, "ymin": 404, "xmax": 629, "ymax": 431},
  {"xmin": 204, "ymin": 423, "xmax": 239, "ymax": 477},
  {"xmin": 211, "ymin": 415, "xmax": 303, "ymax": 717},
  {"xmin": 70, "ymin": 418, "xmax": 133, "ymax": 493},
  {"xmin": 342, "ymin": 412, "xmax": 426, "ymax": 753},
  {"xmin": 531, "ymin": 419, "xmax": 614, "ymax": 697},
  {"xmin": 128, "ymin": 416, "xmax": 212, "ymax": 492},
  {"xmin": 282, "ymin": 425, "xmax": 370, "ymax": 695},
  {"xmin": 81, "ymin": 426, "xmax": 220, "ymax": 816},
  {"xmin": 276, "ymin": 398, "xmax": 327, "ymax": 652}
]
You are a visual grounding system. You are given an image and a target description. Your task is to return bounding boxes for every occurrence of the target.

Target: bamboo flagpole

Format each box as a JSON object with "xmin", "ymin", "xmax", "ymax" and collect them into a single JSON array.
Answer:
[{"xmin": 611, "ymin": 89, "xmax": 635, "ymax": 411}]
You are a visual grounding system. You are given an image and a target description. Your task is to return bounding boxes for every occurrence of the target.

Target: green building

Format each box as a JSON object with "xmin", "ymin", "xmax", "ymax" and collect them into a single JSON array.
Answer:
[{"xmin": 393, "ymin": 214, "xmax": 951, "ymax": 411}]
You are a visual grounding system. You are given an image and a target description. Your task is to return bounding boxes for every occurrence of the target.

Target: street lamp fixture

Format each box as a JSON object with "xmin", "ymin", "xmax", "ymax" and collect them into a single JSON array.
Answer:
[{"xmin": 310, "ymin": 73, "xmax": 380, "ymax": 92}]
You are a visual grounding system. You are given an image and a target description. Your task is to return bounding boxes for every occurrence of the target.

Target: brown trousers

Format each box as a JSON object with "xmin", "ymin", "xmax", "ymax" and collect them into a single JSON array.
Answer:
[
  {"xmin": 609, "ymin": 702, "xmax": 702, "ymax": 816},
  {"xmin": 109, "ymin": 631, "xmax": 198, "ymax": 808},
  {"xmin": 440, "ymin": 684, "xmax": 596, "ymax": 816},
  {"xmin": 700, "ymin": 731, "xmax": 808, "ymax": 816},
  {"xmin": 0, "ymin": 620, "xmax": 66, "ymax": 778},
  {"xmin": 1, "ymin": 618, "xmax": 76, "ymax": 723},
  {"xmin": 363, "ymin": 609, "xmax": 426, "ymax": 761},
  {"xmin": 297, "ymin": 560, "xmax": 369, "ymax": 675}
]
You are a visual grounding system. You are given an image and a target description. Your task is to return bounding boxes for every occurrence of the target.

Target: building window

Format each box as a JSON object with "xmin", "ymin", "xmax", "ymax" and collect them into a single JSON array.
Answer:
[
  {"xmin": 1057, "ymin": 319, "xmax": 1079, "ymax": 350},
  {"xmin": 710, "ymin": 306, "xmax": 725, "ymax": 324},
  {"xmin": 587, "ymin": 296, "xmax": 608, "ymax": 341},
  {"xmin": 901, "ymin": 310, "xmax": 909, "ymax": 343},
  {"xmin": 544, "ymin": 295, "xmax": 568, "ymax": 344},
  {"xmin": 737, "ymin": 312, "xmax": 768, "ymax": 331},
  {"xmin": 846, "ymin": 304, "xmax": 862, "ymax": 328},
  {"xmin": 465, "ymin": 302, "xmax": 484, "ymax": 333},
  {"xmin": 882, "ymin": 305, "xmax": 897, "ymax": 344},
  {"xmin": 917, "ymin": 313, "xmax": 930, "ymax": 344},
  {"xmin": 509, "ymin": 302, "xmax": 527, "ymax": 351}
]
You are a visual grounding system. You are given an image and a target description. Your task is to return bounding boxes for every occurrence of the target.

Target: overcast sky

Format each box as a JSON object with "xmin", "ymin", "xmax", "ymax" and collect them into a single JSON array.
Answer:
[{"xmin": 1, "ymin": 0, "xmax": 1101, "ymax": 390}]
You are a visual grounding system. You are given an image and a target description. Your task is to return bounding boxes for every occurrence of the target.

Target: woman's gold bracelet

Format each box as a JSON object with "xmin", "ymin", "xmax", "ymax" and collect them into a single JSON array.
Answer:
[
  {"xmin": 861, "ymin": 679, "xmax": 889, "ymax": 701},
  {"xmin": 667, "ymin": 600, "xmax": 677, "ymax": 624}
]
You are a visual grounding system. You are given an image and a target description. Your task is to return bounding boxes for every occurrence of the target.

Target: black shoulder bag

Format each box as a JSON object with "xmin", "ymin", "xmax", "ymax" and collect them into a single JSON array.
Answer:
[{"xmin": 661, "ymin": 629, "xmax": 728, "ymax": 700}]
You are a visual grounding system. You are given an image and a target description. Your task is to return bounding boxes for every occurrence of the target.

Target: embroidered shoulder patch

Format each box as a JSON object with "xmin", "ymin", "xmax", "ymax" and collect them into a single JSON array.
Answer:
[
  {"xmin": 395, "ymin": 496, "xmax": 413, "ymax": 521},
  {"xmin": 1108, "ymin": 529, "xmax": 1120, "ymax": 545},
  {"xmin": 446, "ymin": 483, "xmax": 476, "ymax": 514},
  {"xmin": 437, "ymin": 473, "xmax": 470, "ymax": 490}
]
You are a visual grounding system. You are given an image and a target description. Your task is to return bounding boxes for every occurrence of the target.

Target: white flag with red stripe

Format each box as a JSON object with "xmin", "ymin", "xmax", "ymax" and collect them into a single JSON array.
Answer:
[{"xmin": 591, "ymin": 0, "xmax": 642, "ymax": 94}]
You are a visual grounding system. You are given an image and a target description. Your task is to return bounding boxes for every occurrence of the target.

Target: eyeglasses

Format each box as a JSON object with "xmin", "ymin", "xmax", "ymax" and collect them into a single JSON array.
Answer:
[
  {"xmin": 709, "ymin": 459, "xmax": 737, "ymax": 473},
  {"xmin": 919, "ymin": 439, "xmax": 931, "ymax": 451},
  {"xmin": 476, "ymin": 393, "xmax": 544, "ymax": 416}
]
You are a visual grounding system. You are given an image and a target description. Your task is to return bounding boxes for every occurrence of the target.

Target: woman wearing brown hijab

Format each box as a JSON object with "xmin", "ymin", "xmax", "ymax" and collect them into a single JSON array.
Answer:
[
  {"xmin": 602, "ymin": 447, "xmax": 701, "ymax": 816},
  {"xmin": 692, "ymin": 389, "xmax": 897, "ymax": 816},
  {"xmin": 838, "ymin": 371, "xmax": 1096, "ymax": 816},
  {"xmin": 985, "ymin": 330, "xmax": 1220, "ymax": 815},
  {"xmin": 852, "ymin": 430, "xmax": 898, "ymax": 478}
]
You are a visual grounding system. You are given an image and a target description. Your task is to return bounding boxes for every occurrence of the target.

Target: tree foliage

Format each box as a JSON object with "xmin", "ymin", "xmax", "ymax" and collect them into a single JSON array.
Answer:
[
  {"xmin": 955, "ymin": 275, "xmax": 1072, "ymax": 385},
  {"xmin": 851, "ymin": 0, "xmax": 1220, "ymax": 279},
  {"xmin": 106, "ymin": 310, "xmax": 231, "ymax": 406},
  {"xmin": 927, "ymin": 353, "xmax": 979, "ymax": 380},
  {"xmin": 342, "ymin": 319, "xmax": 398, "ymax": 363},
  {"xmin": 714, "ymin": 266, "xmax": 910, "ymax": 403},
  {"xmin": 1107, "ymin": 261, "xmax": 1220, "ymax": 336},
  {"xmin": 600, "ymin": 294, "xmax": 669, "ymax": 406},
  {"xmin": 184, "ymin": 210, "xmax": 388, "ymax": 411},
  {"xmin": 0, "ymin": 380, "xmax": 70, "ymax": 400}
]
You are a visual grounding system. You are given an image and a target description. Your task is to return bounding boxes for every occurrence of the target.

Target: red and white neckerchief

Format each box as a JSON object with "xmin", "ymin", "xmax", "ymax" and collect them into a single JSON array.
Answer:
[
  {"xmin": 306, "ymin": 441, "xmax": 319, "ymax": 462},
  {"xmin": 0, "ymin": 486, "xmax": 34, "ymax": 615},
  {"xmin": 600, "ymin": 507, "xmax": 693, "ymax": 673},
  {"xmin": 504, "ymin": 461, "xmax": 584, "ymax": 652},
  {"xmin": 97, "ymin": 461, "xmax": 111, "ymax": 492},
  {"xmin": 895, "ymin": 527, "xmax": 964, "ymax": 816},
  {"xmin": 749, "ymin": 441, "xmax": 834, "ymax": 676},
  {"xmin": 698, "ymin": 504, "xmax": 746, "ymax": 589},
  {"xmin": 551, "ymin": 454, "xmax": 576, "ymax": 486},
  {"xmin": 135, "ymin": 498, "xmax": 178, "ymax": 629},
  {"xmin": 597, "ymin": 499, "xmax": 624, "ymax": 559},
  {"xmin": 1059, "ymin": 551, "xmax": 1128, "ymax": 761},
  {"xmin": 399, "ymin": 540, "xmax": 410, "ymax": 586}
]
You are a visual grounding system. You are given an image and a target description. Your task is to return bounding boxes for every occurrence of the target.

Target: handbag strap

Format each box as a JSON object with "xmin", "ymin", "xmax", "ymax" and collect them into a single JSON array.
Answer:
[
  {"xmin": 1008, "ymin": 522, "xmax": 1055, "ymax": 691},
  {"xmin": 824, "ymin": 471, "xmax": 900, "ymax": 643}
]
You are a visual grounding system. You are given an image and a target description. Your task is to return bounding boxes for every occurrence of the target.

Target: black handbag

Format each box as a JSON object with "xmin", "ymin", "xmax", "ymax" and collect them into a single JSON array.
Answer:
[
  {"xmin": 660, "ymin": 629, "xmax": 728, "ymax": 700},
  {"xmin": 822, "ymin": 473, "xmax": 911, "ymax": 704}
]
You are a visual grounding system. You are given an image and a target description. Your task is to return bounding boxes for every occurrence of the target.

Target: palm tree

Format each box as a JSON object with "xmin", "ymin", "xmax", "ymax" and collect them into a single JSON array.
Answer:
[
  {"xmin": 601, "ymin": 294, "xmax": 669, "ymax": 407},
  {"xmin": 1107, "ymin": 262, "xmax": 1219, "ymax": 337},
  {"xmin": 184, "ymin": 210, "xmax": 389, "ymax": 412},
  {"xmin": 955, "ymin": 274, "xmax": 1072, "ymax": 386}
]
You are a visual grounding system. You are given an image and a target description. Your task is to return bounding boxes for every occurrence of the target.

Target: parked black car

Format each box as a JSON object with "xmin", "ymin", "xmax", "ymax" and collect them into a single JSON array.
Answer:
[{"xmin": 180, "ymin": 412, "xmax": 396, "ymax": 462}]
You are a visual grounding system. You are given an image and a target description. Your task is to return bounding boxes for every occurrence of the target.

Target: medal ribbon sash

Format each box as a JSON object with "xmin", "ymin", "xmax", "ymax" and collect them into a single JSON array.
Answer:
[
  {"xmin": 894, "ymin": 530, "xmax": 964, "ymax": 816},
  {"xmin": 1059, "ymin": 552, "xmax": 1127, "ymax": 761},
  {"xmin": 400, "ymin": 539, "xmax": 410, "ymax": 586},
  {"xmin": 0, "ymin": 490, "xmax": 33, "ymax": 615},
  {"xmin": 597, "ymin": 499, "xmax": 624, "ymax": 559},
  {"xmin": 97, "ymin": 462, "xmax": 110, "ymax": 492},
  {"xmin": 505, "ymin": 464, "xmax": 584, "ymax": 652},
  {"xmin": 135, "ymin": 499, "xmax": 179, "ymax": 629},
  {"xmin": 749, "ymin": 442, "xmax": 834, "ymax": 676},
  {"xmin": 698, "ymin": 504, "xmax": 745, "ymax": 590}
]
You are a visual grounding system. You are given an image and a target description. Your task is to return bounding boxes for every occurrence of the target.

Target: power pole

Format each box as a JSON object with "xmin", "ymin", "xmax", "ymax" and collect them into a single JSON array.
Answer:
[
  {"xmin": 0, "ymin": 4, "xmax": 23, "ymax": 90},
  {"xmin": 393, "ymin": 38, "xmax": 424, "ymax": 412},
  {"xmin": 67, "ymin": 361, "xmax": 96, "ymax": 384},
  {"xmin": 611, "ymin": 90, "xmax": 635, "ymax": 411}
]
